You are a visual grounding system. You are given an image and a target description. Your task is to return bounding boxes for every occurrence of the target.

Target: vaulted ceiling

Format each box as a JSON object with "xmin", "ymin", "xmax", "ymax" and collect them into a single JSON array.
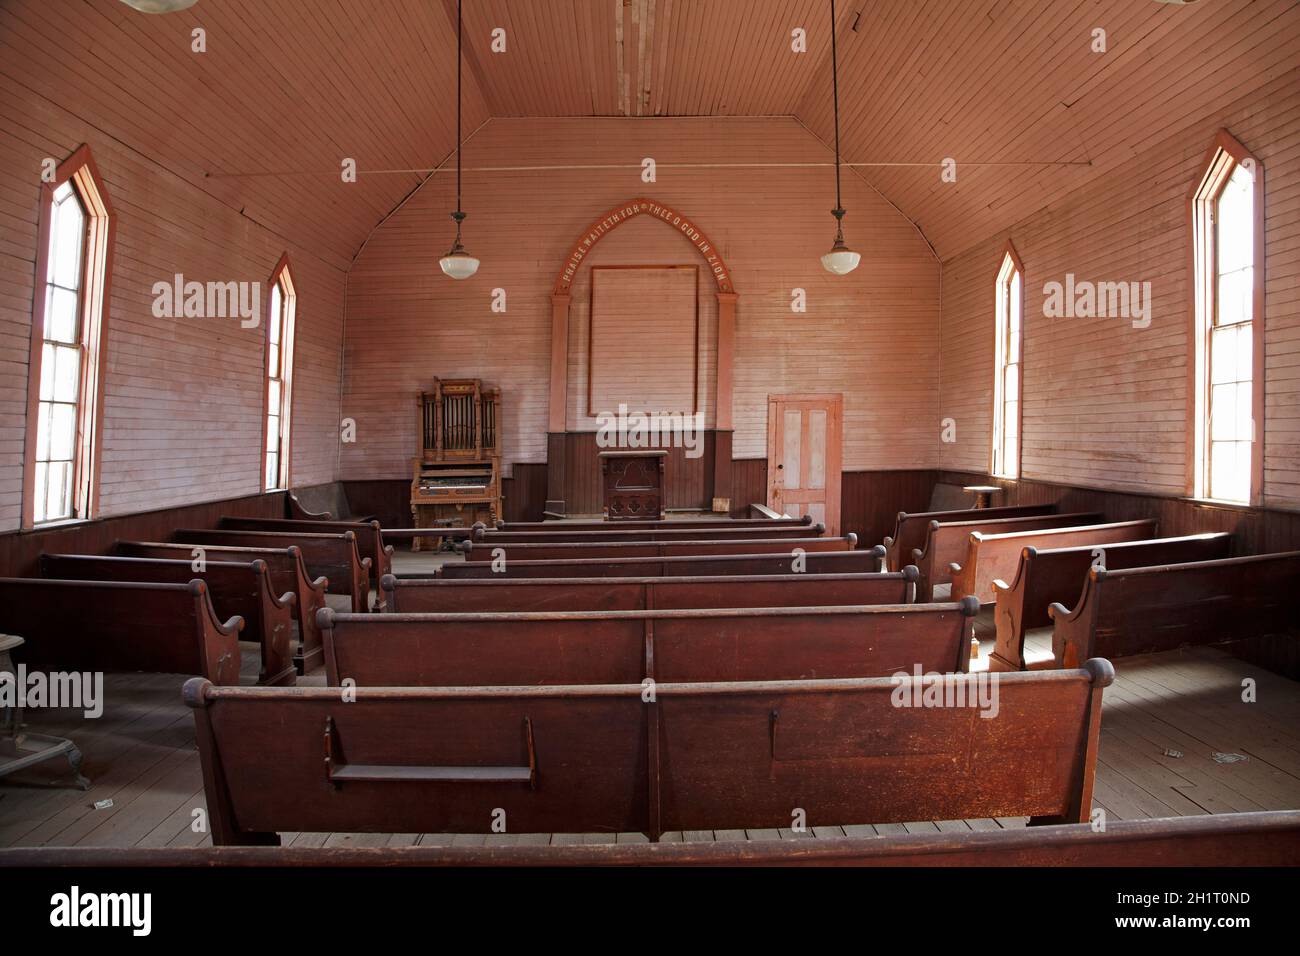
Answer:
[{"xmin": 5, "ymin": 0, "xmax": 1296, "ymax": 268}]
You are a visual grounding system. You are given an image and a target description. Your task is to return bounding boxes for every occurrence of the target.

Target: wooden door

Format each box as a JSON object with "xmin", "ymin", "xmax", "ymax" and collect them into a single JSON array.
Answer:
[{"xmin": 766, "ymin": 394, "xmax": 842, "ymax": 535}]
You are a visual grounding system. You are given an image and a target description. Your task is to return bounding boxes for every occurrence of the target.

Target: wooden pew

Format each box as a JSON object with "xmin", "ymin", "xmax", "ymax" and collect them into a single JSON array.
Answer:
[
  {"xmin": 1050, "ymin": 551, "xmax": 1300, "ymax": 673},
  {"xmin": 324, "ymin": 598, "xmax": 974, "ymax": 686},
  {"xmin": 117, "ymin": 540, "xmax": 329, "ymax": 674},
  {"xmin": 494, "ymin": 515, "xmax": 813, "ymax": 532},
  {"xmin": 949, "ymin": 518, "xmax": 1159, "ymax": 605},
  {"xmin": 11, "ymin": 809, "xmax": 1296, "ymax": 866},
  {"xmin": 883, "ymin": 504, "xmax": 1055, "ymax": 572},
  {"xmin": 217, "ymin": 516, "xmax": 393, "ymax": 585},
  {"xmin": 474, "ymin": 524, "xmax": 824, "ymax": 544},
  {"xmin": 0, "ymin": 579, "xmax": 243, "ymax": 684},
  {"xmin": 913, "ymin": 513, "xmax": 1102, "ymax": 601},
  {"xmin": 381, "ymin": 569, "xmax": 917, "ymax": 614},
  {"xmin": 286, "ymin": 482, "xmax": 376, "ymax": 522},
  {"xmin": 990, "ymin": 533, "xmax": 1233, "ymax": 672},
  {"xmin": 40, "ymin": 554, "xmax": 297, "ymax": 687},
  {"xmin": 174, "ymin": 528, "xmax": 371, "ymax": 613},
  {"xmin": 434, "ymin": 546, "xmax": 886, "ymax": 579},
  {"xmin": 461, "ymin": 534, "xmax": 857, "ymax": 563},
  {"xmin": 186, "ymin": 659, "xmax": 1110, "ymax": 844}
]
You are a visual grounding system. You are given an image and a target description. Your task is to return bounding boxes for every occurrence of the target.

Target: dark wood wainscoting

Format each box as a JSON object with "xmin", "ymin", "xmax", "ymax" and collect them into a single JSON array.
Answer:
[
  {"xmin": 553, "ymin": 431, "xmax": 719, "ymax": 514},
  {"xmin": 0, "ymin": 491, "xmax": 286, "ymax": 578},
  {"xmin": 937, "ymin": 471, "xmax": 1300, "ymax": 555}
]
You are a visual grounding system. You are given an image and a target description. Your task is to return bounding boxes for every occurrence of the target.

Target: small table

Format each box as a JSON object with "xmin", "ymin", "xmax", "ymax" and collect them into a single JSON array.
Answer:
[
  {"xmin": 0, "ymin": 635, "xmax": 90, "ymax": 790},
  {"xmin": 963, "ymin": 485, "xmax": 1003, "ymax": 509}
]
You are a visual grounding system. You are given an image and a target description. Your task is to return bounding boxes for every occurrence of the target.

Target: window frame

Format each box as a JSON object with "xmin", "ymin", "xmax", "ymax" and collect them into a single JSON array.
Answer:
[
  {"xmin": 1187, "ymin": 129, "xmax": 1265, "ymax": 506},
  {"xmin": 991, "ymin": 240, "xmax": 1024, "ymax": 480},
  {"xmin": 262, "ymin": 254, "xmax": 297, "ymax": 491},
  {"xmin": 22, "ymin": 144, "xmax": 115, "ymax": 529}
]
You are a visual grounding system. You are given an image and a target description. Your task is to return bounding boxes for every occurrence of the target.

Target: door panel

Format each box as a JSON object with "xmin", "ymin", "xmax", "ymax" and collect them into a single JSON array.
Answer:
[{"xmin": 766, "ymin": 395, "xmax": 842, "ymax": 536}]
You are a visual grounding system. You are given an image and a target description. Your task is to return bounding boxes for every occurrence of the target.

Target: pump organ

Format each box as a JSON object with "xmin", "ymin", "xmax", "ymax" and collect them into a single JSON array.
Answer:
[{"xmin": 409, "ymin": 379, "xmax": 503, "ymax": 549}]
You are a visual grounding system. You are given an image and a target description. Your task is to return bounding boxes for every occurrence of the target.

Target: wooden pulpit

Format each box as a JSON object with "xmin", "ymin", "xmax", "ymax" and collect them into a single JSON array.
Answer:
[{"xmin": 600, "ymin": 450, "xmax": 666, "ymax": 520}]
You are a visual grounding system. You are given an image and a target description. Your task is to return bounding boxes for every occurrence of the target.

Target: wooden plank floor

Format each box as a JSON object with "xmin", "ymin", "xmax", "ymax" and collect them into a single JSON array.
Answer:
[{"xmin": 3, "ymin": 567, "xmax": 1298, "ymax": 848}]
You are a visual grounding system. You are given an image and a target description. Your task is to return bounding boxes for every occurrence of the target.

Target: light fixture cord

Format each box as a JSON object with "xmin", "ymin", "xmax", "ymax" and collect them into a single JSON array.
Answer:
[
  {"xmin": 454, "ymin": 0, "xmax": 464, "ymax": 238},
  {"xmin": 831, "ymin": 0, "xmax": 842, "ymax": 220}
]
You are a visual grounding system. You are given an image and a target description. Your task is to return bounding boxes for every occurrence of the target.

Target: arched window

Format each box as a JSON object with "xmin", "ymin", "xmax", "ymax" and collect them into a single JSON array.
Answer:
[
  {"xmin": 1189, "ymin": 131, "xmax": 1263, "ymax": 504},
  {"xmin": 263, "ymin": 255, "xmax": 297, "ymax": 491},
  {"xmin": 992, "ymin": 243, "xmax": 1023, "ymax": 479},
  {"xmin": 24, "ymin": 145, "xmax": 114, "ymax": 527}
]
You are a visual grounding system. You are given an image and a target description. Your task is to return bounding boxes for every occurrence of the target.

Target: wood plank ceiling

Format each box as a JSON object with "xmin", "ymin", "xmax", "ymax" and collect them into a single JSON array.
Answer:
[{"xmin": 5, "ymin": 0, "xmax": 1296, "ymax": 266}]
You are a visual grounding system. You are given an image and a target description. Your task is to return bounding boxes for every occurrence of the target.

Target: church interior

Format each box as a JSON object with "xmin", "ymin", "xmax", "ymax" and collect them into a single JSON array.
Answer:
[{"xmin": 0, "ymin": 0, "xmax": 1298, "ymax": 896}]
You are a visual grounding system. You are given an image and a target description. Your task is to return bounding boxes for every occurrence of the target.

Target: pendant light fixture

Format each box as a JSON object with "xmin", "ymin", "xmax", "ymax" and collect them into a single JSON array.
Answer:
[
  {"xmin": 439, "ymin": 0, "xmax": 479, "ymax": 280},
  {"xmin": 118, "ymin": 0, "xmax": 198, "ymax": 11},
  {"xmin": 820, "ymin": 0, "xmax": 861, "ymax": 275}
]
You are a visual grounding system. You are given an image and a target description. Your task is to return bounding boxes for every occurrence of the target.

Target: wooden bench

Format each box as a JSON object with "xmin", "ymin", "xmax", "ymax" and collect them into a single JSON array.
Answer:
[
  {"xmin": 883, "ymin": 504, "xmax": 1055, "ymax": 572},
  {"xmin": 324, "ymin": 598, "xmax": 975, "ymax": 685},
  {"xmin": 40, "ymin": 554, "xmax": 297, "ymax": 687},
  {"xmin": 381, "ymin": 570, "xmax": 918, "ymax": 614},
  {"xmin": 494, "ymin": 515, "xmax": 813, "ymax": 532},
  {"xmin": 117, "ymin": 540, "xmax": 329, "ymax": 674},
  {"xmin": 218, "ymin": 516, "xmax": 393, "ymax": 585},
  {"xmin": 949, "ymin": 518, "xmax": 1159, "ymax": 605},
  {"xmin": 990, "ymin": 533, "xmax": 1233, "ymax": 672},
  {"xmin": 461, "ymin": 534, "xmax": 857, "ymax": 563},
  {"xmin": 286, "ymin": 482, "xmax": 376, "ymax": 522},
  {"xmin": 1050, "ymin": 551, "xmax": 1300, "ymax": 673},
  {"xmin": 174, "ymin": 528, "xmax": 372, "ymax": 613},
  {"xmin": 913, "ymin": 513, "xmax": 1102, "ymax": 601},
  {"xmin": 186, "ymin": 659, "xmax": 1109, "ymax": 843},
  {"xmin": 434, "ymin": 546, "xmax": 886, "ymax": 579},
  {"xmin": 11, "ymin": 809, "xmax": 1295, "ymax": 866},
  {"xmin": 474, "ymin": 525, "xmax": 824, "ymax": 544},
  {"xmin": 0, "ymin": 578, "xmax": 243, "ymax": 684}
]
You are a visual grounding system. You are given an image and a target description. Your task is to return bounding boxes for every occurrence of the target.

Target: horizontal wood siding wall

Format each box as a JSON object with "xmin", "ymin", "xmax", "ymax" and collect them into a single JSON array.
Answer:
[
  {"xmin": 0, "ymin": 71, "xmax": 344, "ymax": 533},
  {"xmin": 0, "ymin": 490, "xmax": 284, "ymax": 578},
  {"xmin": 937, "ymin": 66, "xmax": 1300, "ymax": 508},
  {"xmin": 341, "ymin": 116, "xmax": 940, "ymax": 480}
]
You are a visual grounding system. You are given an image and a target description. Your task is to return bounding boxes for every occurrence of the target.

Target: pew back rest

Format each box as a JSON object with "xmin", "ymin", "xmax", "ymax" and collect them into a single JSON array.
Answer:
[
  {"xmin": 219, "ymin": 516, "xmax": 392, "ymax": 582},
  {"xmin": 383, "ymin": 570, "xmax": 917, "ymax": 613},
  {"xmin": 496, "ymin": 516, "xmax": 813, "ymax": 531},
  {"xmin": 884, "ymin": 505, "xmax": 1055, "ymax": 572},
  {"xmin": 658, "ymin": 661, "xmax": 1111, "ymax": 830},
  {"xmin": 476, "ymin": 526, "xmax": 822, "ymax": 544},
  {"xmin": 174, "ymin": 529, "xmax": 370, "ymax": 610},
  {"xmin": 187, "ymin": 680, "xmax": 650, "ymax": 842},
  {"xmin": 434, "ymin": 546, "xmax": 885, "ymax": 579},
  {"xmin": 41, "ymin": 554, "xmax": 290, "ymax": 616},
  {"xmin": 0, "ymin": 577, "xmax": 242, "ymax": 683},
  {"xmin": 1002, "ymin": 532, "xmax": 1234, "ymax": 631},
  {"xmin": 954, "ymin": 519, "xmax": 1158, "ymax": 604},
  {"xmin": 461, "ymin": 534, "xmax": 856, "ymax": 562},
  {"xmin": 914, "ymin": 513, "xmax": 1102, "ymax": 596},
  {"xmin": 1051, "ymin": 550, "xmax": 1300, "ymax": 667},
  {"xmin": 187, "ymin": 660, "xmax": 1110, "ymax": 842},
  {"xmin": 322, "ymin": 599, "xmax": 975, "ymax": 686}
]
